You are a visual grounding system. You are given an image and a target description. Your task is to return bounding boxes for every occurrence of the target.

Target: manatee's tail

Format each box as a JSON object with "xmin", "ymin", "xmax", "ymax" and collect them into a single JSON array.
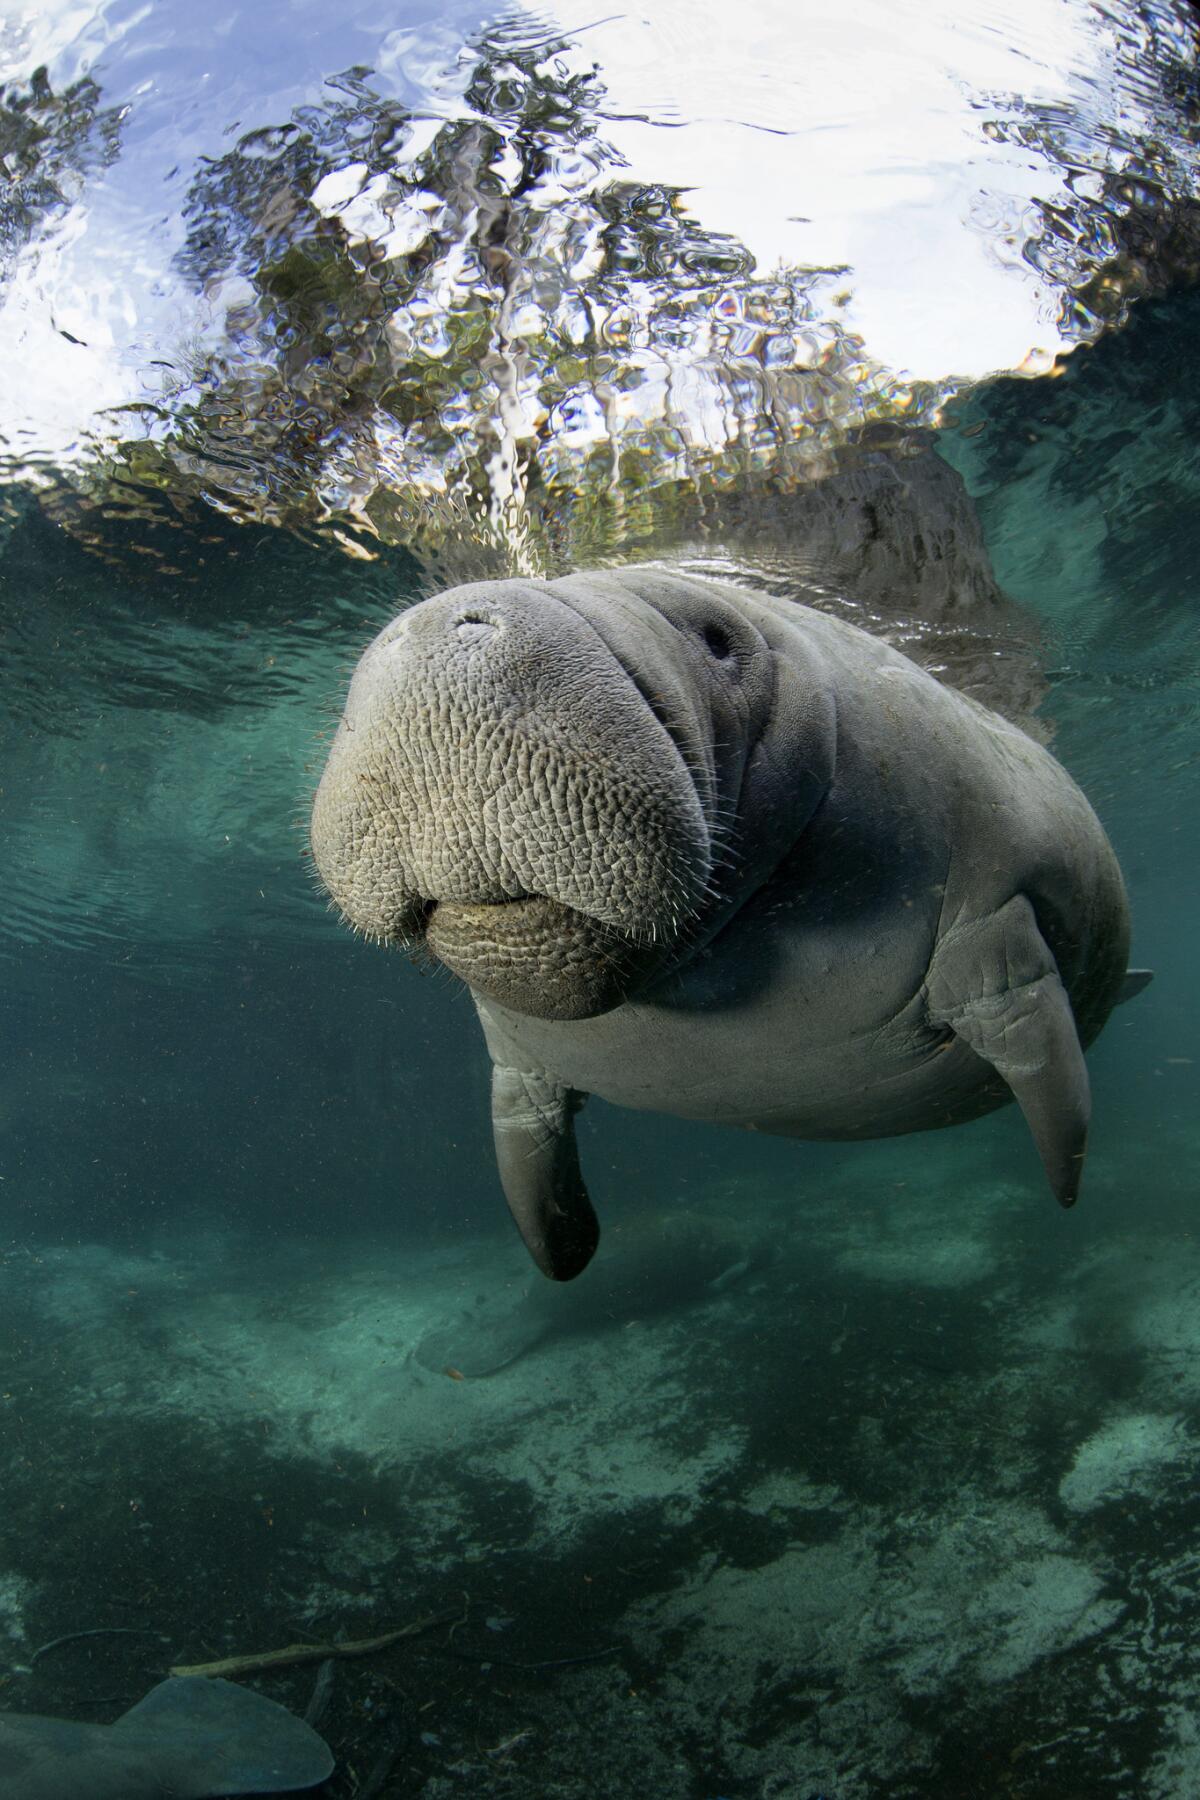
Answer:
[
  {"xmin": 111, "ymin": 1677, "xmax": 334, "ymax": 1795},
  {"xmin": 1117, "ymin": 969, "xmax": 1153, "ymax": 1005}
]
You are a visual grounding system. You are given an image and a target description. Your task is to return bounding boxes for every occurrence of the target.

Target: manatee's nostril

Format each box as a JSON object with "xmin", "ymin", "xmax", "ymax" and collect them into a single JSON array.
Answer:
[{"xmin": 454, "ymin": 611, "xmax": 500, "ymax": 643}]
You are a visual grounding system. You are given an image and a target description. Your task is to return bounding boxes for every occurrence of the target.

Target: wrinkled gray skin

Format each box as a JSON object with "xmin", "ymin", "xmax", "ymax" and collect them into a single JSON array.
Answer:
[{"xmin": 312, "ymin": 568, "xmax": 1138, "ymax": 1281}]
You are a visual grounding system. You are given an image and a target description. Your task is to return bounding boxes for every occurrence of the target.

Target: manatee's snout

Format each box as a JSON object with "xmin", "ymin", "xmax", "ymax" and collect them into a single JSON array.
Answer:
[{"xmin": 310, "ymin": 579, "xmax": 714, "ymax": 1019}]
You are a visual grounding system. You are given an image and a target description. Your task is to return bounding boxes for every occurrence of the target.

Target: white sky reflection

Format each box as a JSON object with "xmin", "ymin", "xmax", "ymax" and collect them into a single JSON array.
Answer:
[{"xmin": 537, "ymin": 0, "xmax": 1110, "ymax": 378}]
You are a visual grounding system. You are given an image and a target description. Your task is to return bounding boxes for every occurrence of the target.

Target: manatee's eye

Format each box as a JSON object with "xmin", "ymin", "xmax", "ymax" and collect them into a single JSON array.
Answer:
[{"xmin": 701, "ymin": 622, "xmax": 733, "ymax": 661}]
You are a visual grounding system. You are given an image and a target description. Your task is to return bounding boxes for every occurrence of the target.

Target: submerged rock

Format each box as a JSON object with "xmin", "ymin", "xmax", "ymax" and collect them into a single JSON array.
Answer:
[{"xmin": 1059, "ymin": 1413, "xmax": 1191, "ymax": 1513}]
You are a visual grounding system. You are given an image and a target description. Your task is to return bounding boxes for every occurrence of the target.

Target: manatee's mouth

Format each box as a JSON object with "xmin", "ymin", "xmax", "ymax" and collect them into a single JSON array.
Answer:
[
  {"xmin": 418, "ymin": 892, "xmax": 662, "ymax": 1021},
  {"xmin": 336, "ymin": 875, "xmax": 680, "ymax": 1022}
]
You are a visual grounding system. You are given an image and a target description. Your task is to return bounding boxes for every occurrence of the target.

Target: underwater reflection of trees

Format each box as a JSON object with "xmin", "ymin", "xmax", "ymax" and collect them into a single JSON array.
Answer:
[
  {"xmin": 5, "ymin": 7, "xmax": 1200, "ymax": 578},
  {"xmin": 160, "ymin": 24, "xmax": 892, "ymax": 567},
  {"xmin": 0, "ymin": 65, "xmax": 123, "ymax": 282}
]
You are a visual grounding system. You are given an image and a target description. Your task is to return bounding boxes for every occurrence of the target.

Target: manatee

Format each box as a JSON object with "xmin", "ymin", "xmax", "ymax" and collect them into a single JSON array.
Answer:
[
  {"xmin": 311, "ymin": 567, "xmax": 1145, "ymax": 1281},
  {"xmin": 0, "ymin": 1676, "xmax": 334, "ymax": 1800}
]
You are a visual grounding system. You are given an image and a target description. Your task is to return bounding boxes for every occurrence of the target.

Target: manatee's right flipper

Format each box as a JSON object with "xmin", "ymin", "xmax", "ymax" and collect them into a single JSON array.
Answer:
[
  {"xmin": 926, "ymin": 894, "xmax": 1090, "ymax": 1207},
  {"xmin": 1118, "ymin": 968, "xmax": 1153, "ymax": 1004},
  {"xmin": 491, "ymin": 1065, "xmax": 599, "ymax": 1280}
]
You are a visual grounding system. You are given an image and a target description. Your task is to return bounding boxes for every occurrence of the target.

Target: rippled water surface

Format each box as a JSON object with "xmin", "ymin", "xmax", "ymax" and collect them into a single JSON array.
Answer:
[{"xmin": 2, "ymin": 3, "xmax": 1199, "ymax": 1797}]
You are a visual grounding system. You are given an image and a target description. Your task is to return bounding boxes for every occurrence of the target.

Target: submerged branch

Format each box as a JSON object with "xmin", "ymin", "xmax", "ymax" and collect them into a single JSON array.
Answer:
[{"xmin": 170, "ymin": 1603, "xmax": 465, "ymax": 1679}]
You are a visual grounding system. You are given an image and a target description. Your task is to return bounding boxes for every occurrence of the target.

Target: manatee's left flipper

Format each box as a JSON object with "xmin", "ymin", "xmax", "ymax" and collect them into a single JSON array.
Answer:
[
  {"xmin": 491, "ymin": 1064, "xmax": 599, "ymax": 1280},
  {"xmin": 926, "ymin": 894, "xmax": 1090, "ymax": 1207}
]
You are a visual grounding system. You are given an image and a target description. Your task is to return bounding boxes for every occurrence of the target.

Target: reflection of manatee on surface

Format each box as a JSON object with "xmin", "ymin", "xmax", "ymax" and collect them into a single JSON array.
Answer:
[
  {"xmin": 658, "ymin": 448, "xmax": 1051, "ymax": 738},
  {"xmin": 414, "ymin": 1210, "xmax": 767, "ymax": 1378},
  {"xmin": 313, "ymin": 563, "xmax": 1146, "ymax": 1284}
]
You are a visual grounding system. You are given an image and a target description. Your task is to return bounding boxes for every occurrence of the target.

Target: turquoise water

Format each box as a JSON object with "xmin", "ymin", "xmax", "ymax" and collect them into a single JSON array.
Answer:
[{"xmin": 2, "ymin": 3, "xmax": 1199, "ymax": 1796}]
